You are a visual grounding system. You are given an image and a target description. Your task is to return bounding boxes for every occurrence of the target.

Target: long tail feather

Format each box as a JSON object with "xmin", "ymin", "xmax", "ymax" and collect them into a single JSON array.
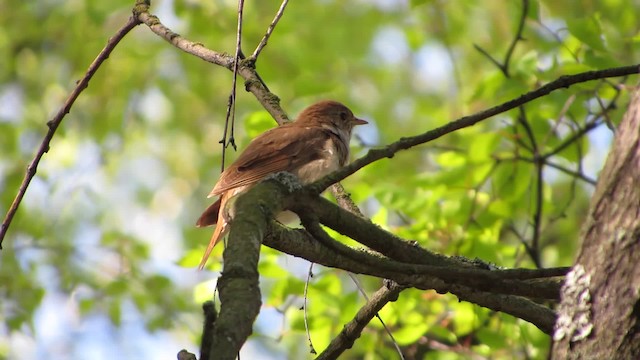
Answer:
[{"xmin": 198, "ymin": 195, "xmax": 229, "ymax": 270}]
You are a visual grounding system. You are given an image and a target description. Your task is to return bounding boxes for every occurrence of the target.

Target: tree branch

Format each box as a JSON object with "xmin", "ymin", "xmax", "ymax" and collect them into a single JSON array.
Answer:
[
  {"xmin": 212, "ymin": 178, "xmax": 560, "ymax": 334},
  {"xmin": 250, "ymin": 0, "xmax": 290, "ymax": 61},
  {"xmin": 208, "ymin": 182, "xmax": 277, "ymax": 359},
  {"xmin": 551, "ymin": 88, "xmax": 640, "ymax": 359},
  {"xmin": 0, "ymin": 8, "xmax": 143, "ymax": 248},
  {"xmin": 135, "ymin": 4, "xmax": 290, "ymax": 125},
  {"xmin": 316, "ymin": 281, "xmax": 405, "ymax": 359},
  {"xmin": 308, "ymin": 64, "xmax": 640, "ymax": 194},
  {"xmin": 263, "ymin": 220, "xmax": 558, "ymax": 334}
]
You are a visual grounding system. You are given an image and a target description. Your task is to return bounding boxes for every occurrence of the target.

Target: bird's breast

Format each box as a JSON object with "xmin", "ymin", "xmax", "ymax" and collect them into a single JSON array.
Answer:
[{"xmin": 294, "ymin": 138, "xmax": 345, "ymax": 184}]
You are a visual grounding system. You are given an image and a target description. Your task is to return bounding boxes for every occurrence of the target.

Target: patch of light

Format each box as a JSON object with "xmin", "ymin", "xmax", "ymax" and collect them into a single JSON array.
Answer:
[
  {"xmin": 392, "ymin": 97, "xmax": 415, "ymax": 122},
  {"xmin": 363, "ymin": 0, "xmax": 408, "ymax": 12},
  {"xmin": 0, "ymin": 83, "xmax": 24, "ymax": 123},
  {"xmin": 6, "ymin": 331, "xmax": 36, "ymax": 360},
  {"xmin": 139, "ymin": 88, "xmax": 173, "ymax": 125},
  {"xmin": 34, "ymin": 292, "xmax": 80, "ymax": 358},
  {"xmin": 353, "ymin": 117, "xmax": 380, "ymax": 147},
  {"xmin": 155, "ymin": 0, "xmax": 185, "ymax": 32},
  {"xmin": 133, "ymin": 212, "xmax": 183, "ymax": 262},
  {"xmin": 413, "ymin": 43, "xmax": 455, "ymax": 94},
  {"xmin": 583, "ymin": 125, "xmax": 613, "ymax": 179},
  {"xmin": 370, "ymin": 26, "xmax": 410, "ymax": 66}
]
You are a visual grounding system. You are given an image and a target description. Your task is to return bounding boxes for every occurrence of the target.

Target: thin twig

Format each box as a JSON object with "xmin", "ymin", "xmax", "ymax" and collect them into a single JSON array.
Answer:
[
  {"xmin": 543, "ymin": 120, "xmax": 601, "ymax": 159},
  {"xmin": 502, "ymin": 0, "xmax": 529, "ymax": 76},
  {"xmin": 473, "ymin": 44, "xmax": 503, "ymax": 73},
  {"xmin": 495, "ymin": 155, "xmax": 597, "ymax": 185},
  {"xmin": 531, "ymin": 152, "xmax": 544, "ymax": 268},
  {"xmin": 534, "ymin": 21, "xmax": 578, "ymax": 62},
  {"xmin": 0, "ymin": 13, "xmax": 141, "ymax": 247},
  {"xmin": 303, "ymin": 262, "xmax": 317, "ymax": 354},
  {"xmin": 595, "ymin": 91, "xmax": 617, "ymax": 134},
  {"xmin": 464, "ymin": 161, "xmax": 500, "ymax": 230},
  {"xmin": 347, "ymin": 273, "xmax": 405, "ymax": 360},
  {"xmin": 230, "ymin": 0, "xmax": 244, "ymax": 147},
  {"xmin": 316, "ymin": 281, "xmax": 404, "ymax": 359},
  {"xmin": 219, "ymin": 0, "xmax": 245, "ymax": 174},
  {"xmin": 545, "ymin": 160, "xmax": 597, "ymax": 185},
  {"xmin": 473, "ymin": 0, "xmax": 528, "ymax": 77},
  {"xmin": 542, "ymin": 93, "xmax": 576, "ymax": 146},
  {"xmin": 250, "ymin": 0, "xmax": 289, "ymax": 61},
  {"xmin": 517, "ymin": 107, "xmax": 543, "ymax": 268},
  {"xmin": 136, "ymin": 8, "xmax": 290, "ymax": 124},
  {"xmin": 220, "ymin": 94, "xmax": 237, "ymax": 173}
]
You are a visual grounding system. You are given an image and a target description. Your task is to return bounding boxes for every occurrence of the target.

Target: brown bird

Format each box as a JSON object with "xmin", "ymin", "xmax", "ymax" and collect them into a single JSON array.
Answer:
[{"xmin": 196, "ymin": 100, "xmax": 367, "ymax": 269}]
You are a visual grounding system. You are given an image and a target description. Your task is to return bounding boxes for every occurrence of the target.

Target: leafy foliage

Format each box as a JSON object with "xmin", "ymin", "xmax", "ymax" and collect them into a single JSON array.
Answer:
[{"xmin": 1, "ymin": 0, "xmax": 639, "ymax": 359}]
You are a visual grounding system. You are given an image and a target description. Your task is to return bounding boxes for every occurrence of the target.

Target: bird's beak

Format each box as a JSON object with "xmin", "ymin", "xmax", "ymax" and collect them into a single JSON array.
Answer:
[{"xmin": 353, "ymin": 117, "xmax": 368, "ymax": 125}]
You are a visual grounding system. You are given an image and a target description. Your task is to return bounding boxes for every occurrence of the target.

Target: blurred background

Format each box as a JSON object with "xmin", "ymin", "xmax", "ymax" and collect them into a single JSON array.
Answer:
[{"xmin": 1, "ymin": 0, "xmax": 639, "ymax": 359}]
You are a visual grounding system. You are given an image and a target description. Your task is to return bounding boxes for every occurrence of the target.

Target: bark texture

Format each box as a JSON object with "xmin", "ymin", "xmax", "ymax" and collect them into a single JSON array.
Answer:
[{"xmin": 551, "ymin": 89, "xmax": 640, "ymax": 359}]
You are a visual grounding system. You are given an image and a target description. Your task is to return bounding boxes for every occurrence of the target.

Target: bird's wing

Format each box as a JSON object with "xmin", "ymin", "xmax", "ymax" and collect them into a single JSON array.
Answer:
[{"xmin": 208, "ymin": 124, "xmax": 330, "ymax": 197}]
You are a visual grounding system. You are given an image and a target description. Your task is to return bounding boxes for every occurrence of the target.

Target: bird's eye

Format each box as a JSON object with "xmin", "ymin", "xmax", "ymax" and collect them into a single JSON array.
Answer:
[{"xmin": 339, "ymin": 111, "xmax": 348, "ymax": 121}]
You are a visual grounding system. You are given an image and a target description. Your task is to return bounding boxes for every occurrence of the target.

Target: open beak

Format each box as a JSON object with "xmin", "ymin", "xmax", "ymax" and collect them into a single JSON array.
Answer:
[{"xmin": 353, "ymin": 117, "xmax": 368, "ymax": 125}]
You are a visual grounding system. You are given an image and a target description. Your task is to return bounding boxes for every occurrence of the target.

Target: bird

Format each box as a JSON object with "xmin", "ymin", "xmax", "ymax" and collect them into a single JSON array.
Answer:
[{"xmin": 196, "ymin": 100, "xmax": 367, "ymax": 269}]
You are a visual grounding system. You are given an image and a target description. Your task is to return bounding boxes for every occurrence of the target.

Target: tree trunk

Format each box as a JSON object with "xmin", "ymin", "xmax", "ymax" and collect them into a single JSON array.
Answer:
[{"xmin": 551, "ymin": 88, "xmax": 640, "ymax": 359}]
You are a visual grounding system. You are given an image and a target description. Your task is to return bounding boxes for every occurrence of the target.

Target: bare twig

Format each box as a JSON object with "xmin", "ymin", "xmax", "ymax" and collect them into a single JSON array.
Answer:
[
  {"xmin": 219, "ymin": 0, "xmax": 246, "ymax": 173},
  {"xmin": 543, "ymin": 120, "xmax": 602, "ymax": 159},
  {"xmin": 0, "ymin": 12, "xmax": 142, "ymax": 247},
  {"xmin": 497, "ymin": 155, "xmax": 597, "ymax": 185},
  {"xmin": 517, "ymin": 107, "xmax": 543, "ymax": 268},
  {"xmin": 476, "ymin": 1, "xmax": 540, "ymax": 266},
  {"xmin": 543, "ymin": 94, "xmax": 576, "ymax": 146},
  {"xmin": 474, "ymin": 0, "xmax": 528, "ymax": 77},
  {"xmin": 548, "ymin": 161, "xmax": 597, "ymax": 183},
  {"xmin": 250, "ymin": 0, "xmax": 290, "ymax": 61},
  {"xmin": 346, "ymin": 274, "xmax": 405, "ymax": 360},
  {"xmin": 473, "ymin": 44, "xmax": 503, "ymax": 74},
  {"xmin": 502, "ymin": 0, "xmax": 529, "ymax": 76},
  {"xmin": 534, "ymin": 21, "xmax": 578, "ymax": 62},
  {"xmin": 531, "ymin": 153, "xmax": 544, "ymax": 267},
  {"xmin": 136, "ymin": 8, "xmax": 290, "ymax": 124},
  {"xmin": 303, "ymin": 262, "xmax": 317, "ymax": 354},
  {"xmin": 464, "ymin": 161, "xmax": 500, "ymax": 230}
]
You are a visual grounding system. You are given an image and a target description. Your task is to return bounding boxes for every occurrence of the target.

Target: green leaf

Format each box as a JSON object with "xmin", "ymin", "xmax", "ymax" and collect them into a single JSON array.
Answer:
[
  {"xmin": 468, "ymin": 133, "xmax": 500, "ymax": 164},
  {"xmin": 409, "ymin": 0, "xmax": 431, "ymax": 8},
  {"xmin": 393, "ymin": 322, "xmax": 428, "ymax": 345},
  {"xmin": 193, "ymin": 279, "xmax": 217, "ymax": 304},
  {"xmin": 244, "ymin": 110, "xmax": 275, "ymax": 138},
  {"xmin": 108, "ymin": 300, "xmax": 122, "ymax": 326},
  {"xmin": 436, "ymin": 151, "xmax": 467, "ymax": 168},
  {"xmin": 451, "ymin": 302, "xmax": 478, "ymax": 334},
  {"xmin": 78, "ymin": 299, "xmax": 95, "ymax": 316},
  {"xmin": 104, "ymin": 278, "xmax": 128, "ymax": 296},
  {"xmin": 566, "ymin": 16, "xmax": 606, "ymax": 51},
  {"xmin": 258, "ymin": 258, "xmax": 289, "ymax": 278}
]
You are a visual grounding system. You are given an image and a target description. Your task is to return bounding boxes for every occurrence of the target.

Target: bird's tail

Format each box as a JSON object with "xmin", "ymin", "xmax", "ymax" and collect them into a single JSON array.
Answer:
[{"xmin": 198, "ymin": 195, "xmax": 229, "ymax": 270}]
